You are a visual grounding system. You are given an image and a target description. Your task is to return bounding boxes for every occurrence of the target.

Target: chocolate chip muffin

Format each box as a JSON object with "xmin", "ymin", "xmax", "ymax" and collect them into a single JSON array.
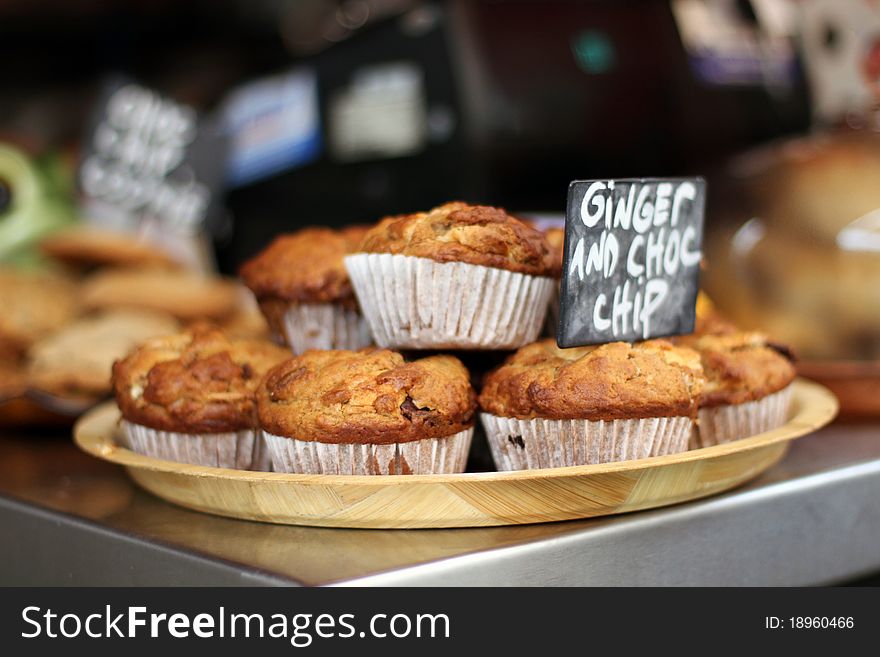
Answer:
[
  {"xmin": 239, "ymin": 226, "xmax": 372, "ymax": 354},
  {"xmin": 258, "ymin": 348, "xmax": 477, "ymax": 475},
  {"xmin": 478, "ymin": 339, "xmax": 705, "ymax": 470},
  {"xmin": 345, "ymin": 202, "xmax": 559, "ymax": 350},
  {"xmin": 112, "ymin": 324, "xmax": 290, "ymax": 470},
  {"xmin": 674, "ymin": 331, "xmax": 796, "ymax": 448}
]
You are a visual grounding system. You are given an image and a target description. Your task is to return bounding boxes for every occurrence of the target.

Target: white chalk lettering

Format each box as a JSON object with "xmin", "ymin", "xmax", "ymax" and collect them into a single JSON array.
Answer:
[{"xmin": 581, "ymin": 182, "xmax": 607, "ymax": 227}]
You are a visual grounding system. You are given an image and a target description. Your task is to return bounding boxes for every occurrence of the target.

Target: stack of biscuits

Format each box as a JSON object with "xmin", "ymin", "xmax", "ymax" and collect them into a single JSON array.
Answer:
[{"xmin": 0, "ymin": 226, "xmax": 270, "ymax": 425}]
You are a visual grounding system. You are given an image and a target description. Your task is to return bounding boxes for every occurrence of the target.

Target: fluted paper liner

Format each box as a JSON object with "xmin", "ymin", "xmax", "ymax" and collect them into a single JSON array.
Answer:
[
  {"xmin": 344, "ymin": 253, "xmax": 555, "ymax": 349},
  {"xmin": 692, "ymin": 385, "xmax": 793, "ymax": 449},
  {"xmin": 480, "ymin": 413, "xmax": 693, "ymax": 471},
  {"xmin": 121, "ymin": 420, "xmax": 272, "ymax": 471},
  {"xmin": 280, "ymin": 303, "xmax": 372, "ymax": 354},
  {"xmin": 264, "ymin": 427, "xmax": 474, "ymax": 475}
]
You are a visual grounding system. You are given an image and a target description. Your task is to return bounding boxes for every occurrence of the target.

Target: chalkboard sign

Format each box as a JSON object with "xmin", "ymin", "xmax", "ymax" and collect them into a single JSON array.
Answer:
[
  {"xmin": 557, "ymin": 177, "xmax": 706, "ymax": 347},
  {"xmin": 78, "ymin": 77, "xmax": 228, "ymax": 239}
]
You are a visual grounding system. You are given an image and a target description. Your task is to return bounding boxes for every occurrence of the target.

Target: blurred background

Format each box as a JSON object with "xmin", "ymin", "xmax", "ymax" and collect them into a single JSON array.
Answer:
[
  {"xmin": 1, "ymin": 0, "xmax": 879, "ymax": 412},
  {"xmin": 1, "ymin": 0, "xmax": 815, "ymax": 267}
]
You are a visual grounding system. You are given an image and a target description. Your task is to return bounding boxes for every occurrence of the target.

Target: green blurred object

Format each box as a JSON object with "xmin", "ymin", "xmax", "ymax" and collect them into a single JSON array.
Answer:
[{"xmin": 0, "ymin": 144, "xmax": 76, "ymax": 268}]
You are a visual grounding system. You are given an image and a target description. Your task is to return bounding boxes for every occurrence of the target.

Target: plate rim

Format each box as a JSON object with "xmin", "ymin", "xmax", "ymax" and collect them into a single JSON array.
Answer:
[{"xmin": 73, "ymin": 378, "xmax": 838, "ymax": 486}]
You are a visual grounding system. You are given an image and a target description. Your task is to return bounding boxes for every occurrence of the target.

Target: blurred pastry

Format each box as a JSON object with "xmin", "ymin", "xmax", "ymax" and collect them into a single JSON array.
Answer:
[
  {"xmin": 27, "ymin": 309, "xmax": 180, "ymax": 400},
  {"xmin": 39, "ymin": 225, "xmax": 178, "ymax": 271},
  {"xmin": 81, "ymin": 268, "xmax": 239, "ymax": 321},
  {"xmin": 0, "ymin": 268, "xmax": 80, "ymax": 355},
  {"xmin": 0, "ymin": 357, "xmax": 27, "ymax": 402},
  {"xmin": 707, "ymin": 131, "xmax": 880, "ymax": 360}
]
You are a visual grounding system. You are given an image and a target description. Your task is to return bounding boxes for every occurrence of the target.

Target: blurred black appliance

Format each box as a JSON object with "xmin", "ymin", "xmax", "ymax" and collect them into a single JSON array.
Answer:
[{"xmin": 220, "ymin": 0, "xmax": 809, "ymax": 271}]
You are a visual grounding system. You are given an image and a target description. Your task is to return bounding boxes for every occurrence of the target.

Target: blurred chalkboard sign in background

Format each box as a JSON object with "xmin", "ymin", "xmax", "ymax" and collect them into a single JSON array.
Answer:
[{"xmin": 0, "ymin": 0, "xmax": 810, "ymax": 274}]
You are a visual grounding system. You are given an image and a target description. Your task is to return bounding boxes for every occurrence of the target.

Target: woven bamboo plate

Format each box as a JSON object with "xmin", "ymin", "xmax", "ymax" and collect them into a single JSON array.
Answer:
[{"xmin": 73, "ymin": 378, "xmax": 837, "ymax": 529}]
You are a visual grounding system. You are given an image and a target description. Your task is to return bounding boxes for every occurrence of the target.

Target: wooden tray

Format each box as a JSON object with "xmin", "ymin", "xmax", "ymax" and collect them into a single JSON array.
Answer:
[{"xmin": 73, "ymin": 378, "xmax": 837, "ymax": 529}]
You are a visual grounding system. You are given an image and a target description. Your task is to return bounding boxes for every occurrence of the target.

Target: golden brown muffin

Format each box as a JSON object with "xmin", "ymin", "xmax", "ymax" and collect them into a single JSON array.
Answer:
[
  {"xmin": 543, "ymin": 226, "xmax": 565, "ymax": 273},
  {"xmin": 0, "ymin": 269, "xmax": 81, "ymax": 354},
  {"xmin": 81, "ymin": 268, "xmax": 240, "ymax": 321},
  {"xmin": 258, "ymin": 349, "xmax": 477, "ymax": 444},
  {"xmin": 27, "ymin": 309, "xmax": 180, "ymax": 399},
  {"xmin": 674, "ymin": 332, "xmax": 796, "ymax": 408},
  {"xmin": 479, "ymin": 339, "xmax": 705, "ymax": 420},
  {"xmin": 39, "ymin": 226, "xmax": 177, "ymax": 270},
  {"xmin": 358, "ymin": 202, "xmax": 560, "ymax": 277},
  {"xmin": 694, "ymin": 290, "xmax": 739, "ymax": 335},
  {"xmin": 113, "ymin": 324, "xmax": 290, "ymax": 433},
  {"xmin": 239, "ymin": 226, "xmax": 368, "ymax": 307}
]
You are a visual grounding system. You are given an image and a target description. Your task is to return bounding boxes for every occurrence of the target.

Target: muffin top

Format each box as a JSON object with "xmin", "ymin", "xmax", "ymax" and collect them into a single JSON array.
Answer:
[
  {"xmin": 479, "ymin": 339, "xmax": 705, "ymax": 420},
  {"xmin": 239, "ymin": 226, "xmax": 368, "ymax": 304},
  {"xmin": 674, "ymin": 332, "xmax": 796, "ymax": 407},
  {"xmin": 356, "ymin": 202, "xmax": 560, "ymax": 277},
  {"xmin": 543, "ymin": 227, "xmax": 565, "ymax": 274},
  {"xmin": 694, "ymin": 290, "xmax": 739, "ymax": 335},
  {"xmin": 113, "ymin": 324, "xmax": 290, "ymax": 433},
  {"xmin": 258, "ymin": 349, "xmax": 477, "ymax": 444}
]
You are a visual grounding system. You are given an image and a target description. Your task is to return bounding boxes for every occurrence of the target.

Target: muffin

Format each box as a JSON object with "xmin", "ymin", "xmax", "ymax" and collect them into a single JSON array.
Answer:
[
  {"xmin": 27, "ymin": 309, "xmax": 180, "ymax": 401},
  {"xmin": 479, "ymin": 339, "xmax": 705, "ymax": 470},
  {"xmin": 543, "ymin": 226, "xmax": 565, "ymax": 334},
  {"xmin": 239, "ymin": 226, "xmax": 372, "ymax": 354},
  {"xmin": 345, "ymin": 202, "xmax": 559, "ymax": 349},
  {"xmin": 81, "ymin": 268, "xmax": 240, "ymax": 321},
  {"xmin": 112, "ymin": 324, "xmax": 290, "ymax": 470},
  {"xmin": 258, "ymin": 348, "xmax": 476, "ymax": 475},
  {"xmin": 674, "ymin": 331, "xmax": 796, "ymax": 448}
]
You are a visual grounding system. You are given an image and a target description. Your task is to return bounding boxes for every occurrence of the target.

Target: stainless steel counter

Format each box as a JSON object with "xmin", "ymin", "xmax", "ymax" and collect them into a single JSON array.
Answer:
[{"xmin": 0, "ymin": 422, "xmax": 878, "ymax": 586}]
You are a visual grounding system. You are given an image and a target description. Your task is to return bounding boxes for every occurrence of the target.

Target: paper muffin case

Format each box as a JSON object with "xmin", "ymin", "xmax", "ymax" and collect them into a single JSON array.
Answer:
[
  {"xmin": 120, "ymin": 420, "xmax": 272, "ymax": 471},
  {"xmin": 279, "ymin": 303, "xmax": 372, "ymax": 354},
  {"xmin": 344, "ymin": 253, "xmax": 555, "ymax": 350},
  {"xmin": 691, "ymin": 384, "xmax": 793, "ymax": 449},
  {"xmin": 264, "ymin": 427, "xmax": 474, "ymax": 475},
  {"xmin": 480, "ymin": 412, "xmax": 693, "ymax": 471}
]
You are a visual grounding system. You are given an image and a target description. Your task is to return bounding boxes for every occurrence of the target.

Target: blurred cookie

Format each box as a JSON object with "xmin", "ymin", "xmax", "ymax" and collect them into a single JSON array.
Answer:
[
  {"xmin": 0, "ymin": 268, "xmax": 81, "ymax": 354},
  {"xmin": 39, "ymin": 226, "xmax": 177, "ymax": 270},
  {"xmin": 0, "ymin": 358, "xmax": 27, "ymax": 401},
  {"xmin": 27, "ymin": 309, "xmax": 180, "ymax": 399},
  {"xmin": 215, "ymin": 286, "xmax": 272, "ymax": 341},
  {"xmin": 81, "ymin": 268, "xmax": 239, "ymax": 321}
]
